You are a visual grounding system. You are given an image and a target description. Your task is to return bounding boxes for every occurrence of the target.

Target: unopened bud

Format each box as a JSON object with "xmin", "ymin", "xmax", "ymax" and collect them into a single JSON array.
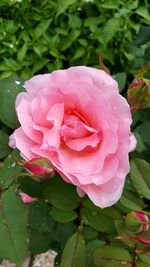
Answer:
[
  {"xmin": 23, "ymin": 157, "xmax": 55, "ymax": 180},
  {"xmin": 19, "ymin": 192, "xmax": 37, "ymax": 204},
  {"xmin": 127, "ymin": 78, "xmax": 150, "ymax": 112},
  {"xmin": 125, "ymin": 211, "xmax": 149, "ymax": 233}
]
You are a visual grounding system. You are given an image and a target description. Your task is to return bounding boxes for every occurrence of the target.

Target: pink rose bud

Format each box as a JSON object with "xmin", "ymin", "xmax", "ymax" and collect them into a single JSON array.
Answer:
[
  {"xmin": 128, "ymin": 78, "xmax": 150, "ymax": 113},
  {"xmin": 23, "ymin": 157, "xmax": 55, "ymax": 180},
  {"xmin": 20, "ymin": 192, "xmax": 37, "ymax": 204},
  {"xmin": 125, "ymin": 211, "xmax": 149, "ymax": 233}
]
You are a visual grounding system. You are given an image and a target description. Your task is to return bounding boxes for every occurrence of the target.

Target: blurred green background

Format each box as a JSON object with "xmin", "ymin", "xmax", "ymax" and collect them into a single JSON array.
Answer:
[{"xmin": 0, "ymin": 0, "xmax": 150, "ymax": 80}]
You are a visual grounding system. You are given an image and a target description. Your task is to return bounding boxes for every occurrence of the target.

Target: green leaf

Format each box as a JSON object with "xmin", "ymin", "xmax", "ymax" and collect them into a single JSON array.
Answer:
[
  {"xmin": 0, "ymin": 0, "xmax": 11, "ymax": 7},
  {"xmin": 17, "ymin": 42, "xmax": 28, "ymax": 62},
  {"xmin": 139, "ymin": 253, "xmax": 150, "ymax": 265},
  {"xmin": 84, "ymin": 17, "xmax": 103, "ymax": 30},
  {"xmin": 68, "ymin": 15, "xmax": 82, "ymax": 29},
  {"xmin": 136, "ymin": 263, "xmax": 150, "ymax": 267},
  {"xmin": 81, "ymin": 198, "xmax": 121, "ymax": 233},
  {"xmin": 0, "ymin": 75, "xmax": 24, "ymax": 129},
  {"xmin": 71, "ymin": 47, "xmax": 85, "ymax": 61},
  {"xmin": 57, "ymin": 0, "xmax": 76, "ymax": 16},
  {"xmin": 130, "ymin": 158, "xmax": 150, "ymax": 200},
  {"xmin": 135, "ymin": 26, "xmax": 150, "ymax": 45},
  {"xmin": 135, "ymin": 122, "xmax": 150, "ymax": 148},
  {"xmin": 18, "ymin": 176, "xmax": 43, "ymax": 198},
  {"xmin": 0, "ymin": 130, "xmax": 11, "ymax": 159},
  {"xmin": 50, "ymin": 207, "xmax": 77, "ymax": 223},
  {"xmin": 144, "ymin": 47, "xmax": 150, "ymax": 63},
  {"xmin": 0, "ymin": 150, "xmax": 22, "ymax": 189},
  {"xmin": 115, "ymin": 202, "xmax": 131, "ymax": 214},
  {"xmin": 29, "ymin": 227, "xmax": 51, "ymax": 254},
  {"xmin": 0, "ymin": 72, "xmax": 12, "ymax": 80},
  {"xmin": 86, "ymin": 240, "xmax": 105, "ymax": 267},
  {"xmin": 51, "ymin": 221, "xmax": 75, "ymax": 252},
  {"xmin": 83, "ymin": 198, "xmax": 121, "ymax": 219},
  {"xmin": 119, "ymin": 189, "xmax": 144, "ymax": 211},
  {"xmin": 0, "ymin": 185, "xmax": 28, "ymax": 264},
  {"xmin": 83, "ymin": 226, "xmax": 99, "ymax": 241},
  {"xmin": 126, "ymin": 0, "xmax": 139, "ymax": 10},
  {"xmin": 134, "ymin": 133, "xmax": 146, "ymax": 153},
  {"xmin": 28, "ymin": 201, "xmax": 55, "ymax": 233},
  {"xmin": 115, "ymin": 220, "xmax": 134, "ymax": 246},
  {"xmin": 60, "ymin": 231, "xmax": 86, "ymax": 267},
  {"xmin": 34, "ymin": 19, "xmax": 52, "ymax": 39},
  {"xmin": 101, "ymin": 18, "xmax": 121, "ymax": 47},
  {"xmin": 32, "ymin": 58, "xmax": 49, "ymax": 74},
  {"xmin": 100, "ymin": 0, "xmax": 120, "ymax": 9},
  {"xmin": 135, "ymin": 7, "xmax": 150, "ymax": 23},
  {"xmin": 93, "ymin": 246, "xmax": 132, "ymax": 267},
  {"xmin": 98, "ymin": 206, "xmax": 122, "ymax": 220},
  {"xmin": 42, "ymin": 175, "xmax": 80, "ymax": 211},
  {"xmin": 113, "ymin": 72, "xmax": 127, "ymax": 92},
  {"xmin": 33, "ymin": 46, "xmax": 42, "ymax": 57},
  {"xmin": 81, "ymin": 206, "xmax": 116, "ymax": 233}
]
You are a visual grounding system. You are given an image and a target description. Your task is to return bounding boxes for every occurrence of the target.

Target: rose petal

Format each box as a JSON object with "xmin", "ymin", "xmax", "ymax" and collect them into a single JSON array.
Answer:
[
  {"xmin": 79, "ymin": 175, "xmax": 125, "ymax": 208},
  {"xmin": 10, "ymin": 128, "xmax": 35, "ymax": 159},
  {"xmin": 45, "ymin": 103, "xmax": 64, "ymax": 148}
]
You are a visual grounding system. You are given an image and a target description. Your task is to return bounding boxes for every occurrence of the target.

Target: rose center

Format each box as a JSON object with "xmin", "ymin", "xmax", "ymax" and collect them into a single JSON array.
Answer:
[{"xmin": 60, "ymin": 109, "xmax": 102, "ymax": 151}]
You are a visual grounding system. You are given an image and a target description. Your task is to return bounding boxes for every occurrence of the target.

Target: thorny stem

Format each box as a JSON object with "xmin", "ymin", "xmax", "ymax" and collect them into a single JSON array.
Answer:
[{"xmin": 131, "ymin": 244, "xmax": 137, "ymax": 267}]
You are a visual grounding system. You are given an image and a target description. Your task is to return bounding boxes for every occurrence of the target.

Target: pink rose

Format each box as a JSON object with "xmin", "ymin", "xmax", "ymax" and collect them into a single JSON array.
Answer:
[{"xmin": 9, "ymin": 67, "xmax": 136, "ymax": 208}]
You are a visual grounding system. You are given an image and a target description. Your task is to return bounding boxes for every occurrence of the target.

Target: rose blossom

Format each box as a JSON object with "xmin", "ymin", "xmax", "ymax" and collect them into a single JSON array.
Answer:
[{"xmin": 9, "ymin": 66, "xmax": 136, "ymax": 208}]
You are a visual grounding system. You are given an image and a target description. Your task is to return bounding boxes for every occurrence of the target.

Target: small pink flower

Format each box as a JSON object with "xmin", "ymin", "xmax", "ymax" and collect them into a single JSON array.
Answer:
[
  {"xmin": 20, "ymin": 192, "xmax": 37, "ymax": 204},
  {"xmin": 10, "ymin": 67, "xmax": 136, "ymax": 208}
]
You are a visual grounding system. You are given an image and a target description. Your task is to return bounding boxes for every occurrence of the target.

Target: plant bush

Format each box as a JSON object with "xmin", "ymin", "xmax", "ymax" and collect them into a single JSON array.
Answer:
[
  {"xmin": 0, "ymin": 0, "xmax": 150, "ymax": 79},
  {"xmin": 0, "ymin": 1, "xmax": 150, "ymax": 267}
]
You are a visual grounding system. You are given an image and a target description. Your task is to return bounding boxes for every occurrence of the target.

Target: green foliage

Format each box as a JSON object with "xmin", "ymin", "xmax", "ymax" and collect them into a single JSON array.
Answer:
[
  {"xmin": 28, "ymin": 201, "xmax": 55, "ymax": 233},
  {"xmin": 81, "ymin": 198, "xmax": 118, "ymax": 233},
  {"xmin": 0, "ymin": 130, "xmax": 11, "ymax": 159},
  {"xmin": 42, "ymin": 175, "xmax": 80, "ymax": 211},
  {"xmin": 139, "ymin": 253, "xmax": 150, "ymax": 265},
  {"xmin": 0, "ymin": 150, "xmax": 22, "ymax": 189},
  {"xmin": 29, "ymin": 228, "xmax": 51, "ymax": 254},
  {"xmin": 113, "ymin": 72, "xmax": 127, "ymax": 92},
  {"xmin": 0, "ymin": 75, "xmax": 24, "ymax": 128},
  {"xmin": 130, "ymin": 158, "xmax": 150, "ymax": 200},
  {"xmin": 0, "ymin": 0, "xmax": 150, "ymax": 79},
  {"xmin": 0, "ymin": 185, "xmax": 28, "ymax": 264},
  {"xmin": 135, "ymin": 121, "xmax": 150, "ymax": 148},
  {"xmin": 50, "ymin": 207, "xmax": 78, "ymax": 223},
  {"xmin": 136, "ymin": 263, "xmax": 150, "ymax": 267},
  {"xmin": 93, "ymin": 245, "xmax": 132, "ymax": 266},
  {"xmin": 0, "ymin": 1, "xmax": 150, "ymax": 266},
  {"xmin": 119, "ymin": 188, "xmax": 145, "ymax": 211},
  {"xmin": 86, "ymin": 239, "xmax": 105, "ymax": 267},
  {"xmin": 60, "ymin": 231, "xmax": 86, "ymax": 267},
  {"xmin": 18, "ymin": 176, "xmax": 43, "ymax": 198}
]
